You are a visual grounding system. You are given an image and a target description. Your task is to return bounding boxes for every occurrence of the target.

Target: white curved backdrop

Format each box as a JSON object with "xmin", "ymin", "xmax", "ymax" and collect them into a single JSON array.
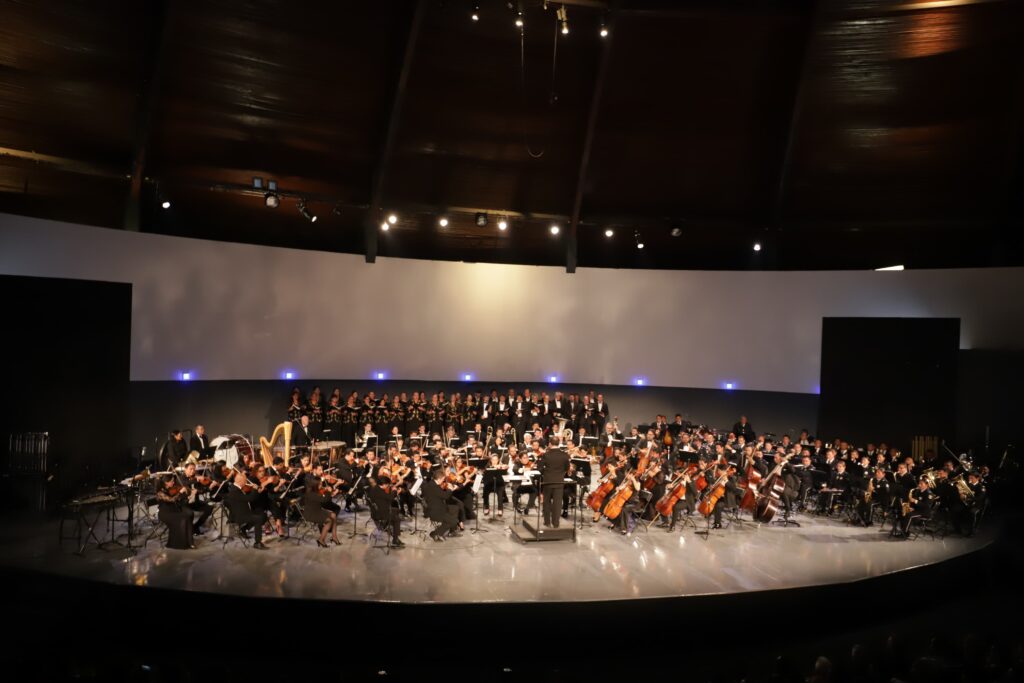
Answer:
[{"xmin": 2, "ymin": 213, "xmax": 1022, "ymax": 392}]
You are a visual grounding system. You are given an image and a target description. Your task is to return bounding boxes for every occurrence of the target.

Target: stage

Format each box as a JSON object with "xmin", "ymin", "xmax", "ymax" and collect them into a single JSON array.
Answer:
[{"xmin": 0, "ymin": 506, "xmax": 993, "ymax": 605}]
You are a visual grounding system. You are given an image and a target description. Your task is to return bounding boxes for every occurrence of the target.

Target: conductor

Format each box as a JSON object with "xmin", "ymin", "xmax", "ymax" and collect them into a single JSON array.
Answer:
[{"xmin": 540, "ymin": 435, "xmax": 569, "ymax": 528}]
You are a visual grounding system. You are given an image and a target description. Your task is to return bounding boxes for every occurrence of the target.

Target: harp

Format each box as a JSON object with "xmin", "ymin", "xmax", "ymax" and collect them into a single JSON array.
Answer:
[{"xmin": 260, "ymin": 421, "xmax": 293, "ymax": 466}]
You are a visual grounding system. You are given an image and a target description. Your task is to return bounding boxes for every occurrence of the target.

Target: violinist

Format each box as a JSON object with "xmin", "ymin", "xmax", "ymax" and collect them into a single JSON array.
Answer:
[
  {"xmin": 302, "ymin": 475, "xmax": 341, "ymax": 547},
  {"xmin": 422, "ymin": 468, "xmax": 461, "ymax": 542},
  {"xmin": 482, "ymin": 453, "xmax": 506, "ymax": 517},
  {"xmin": 561, "ymin": 460, "xmax": 588, "ymax": 519},
  {"xmin": 366, "ymin": 477, "xmax": 404, "ymax": 548},
  {"xmin": 511, "ymin": 452, "xmax": 538, "ymax": 513},
  {"xmin": 180, "ymin": 462, "xmax": 213, "ymax": 535},
  {"xmin": 156, "ymin": 473, "xmax": 195, "ymax": 549},
  {"xmin": 312, "ymin": 464, "xmax": 343, "ymax": 515},
  {"xmin": 254, "ymin": 465, "xmax": 287, "ymax": 537},
  {"xmin": 224, "ymin": 472, "xmax": 268, "ymax": 549}
]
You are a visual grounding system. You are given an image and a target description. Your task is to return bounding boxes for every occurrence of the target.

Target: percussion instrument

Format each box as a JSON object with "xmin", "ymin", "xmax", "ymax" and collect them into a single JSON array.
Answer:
[{"xmin": 210, "ymin": 434, "xmax": 255, "ymax": 468}]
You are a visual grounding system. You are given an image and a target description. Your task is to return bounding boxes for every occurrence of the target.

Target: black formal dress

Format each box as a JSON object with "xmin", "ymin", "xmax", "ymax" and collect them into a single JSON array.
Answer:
[
  {"xmin": 156, "ymin": 482, "xmax": 194, "ymax": 549},
  {"xmin": 540, "ymin": 448, "xmax": 569, "ymax": 527}
]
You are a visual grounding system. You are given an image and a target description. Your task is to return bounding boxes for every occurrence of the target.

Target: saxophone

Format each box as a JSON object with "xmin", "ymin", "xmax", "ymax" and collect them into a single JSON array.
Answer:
[{"xmin": 901, "ymin": 488, "xmax": 914, "ymax": 517}]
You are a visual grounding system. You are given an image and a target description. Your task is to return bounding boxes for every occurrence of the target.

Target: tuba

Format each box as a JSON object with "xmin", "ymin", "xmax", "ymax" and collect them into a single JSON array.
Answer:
[
  {"xmin": 556, "ymin": 417, "xmax": 567, "ymax": 436},
  {"xmin": 260, "ymin": 421, "xmax": 293, "ymax": 467},
  {"xmin": 952, "ymin": 474, "xmax": 974, "ymax": 504}
]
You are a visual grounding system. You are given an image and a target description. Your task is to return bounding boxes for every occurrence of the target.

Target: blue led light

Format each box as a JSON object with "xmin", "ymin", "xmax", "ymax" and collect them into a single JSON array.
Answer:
[
  {"xmin": 464, "ymin": 373, "xmax": 473, "ymax": 381},
  {"xmin": 181, "ymin": 372, "xmax": 192, "ymax": 381}
]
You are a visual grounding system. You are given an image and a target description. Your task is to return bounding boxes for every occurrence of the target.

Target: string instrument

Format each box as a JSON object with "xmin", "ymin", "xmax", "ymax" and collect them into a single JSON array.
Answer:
[
  {"xmin": 696, "ymin": 469, "xmax": 732, "ymax": 517},
  {"xmin": 640, "ymin": 460, "xmax": 662, "ymax": 491},
  {"xmin": 586, "ymin": 464, "xmax": 619, "ymax": 513},
  {"xmin": 636, "ymin": 443, "xmax": 654, "ymax": 476},
  {"xmin": 663, "ymin": 428, "xmax": 673, "ymax": 447},
  {"xmin": 655, "ymin": 465, "xmax": 696, "ymax": 517},
  {"xmin": 602, "ymin": 472, "xmax": 638, "ymax": 521},
  {"xmin": 739, "ymin": 453, "xmax": 763, "ymax": 511},
  {"xmin": 752, "ymin": 453, "xmax": 794, "ymax": 523},
  {"xmin": 456, "ymin": 465, "xmax": 477, "ymax": 485}
]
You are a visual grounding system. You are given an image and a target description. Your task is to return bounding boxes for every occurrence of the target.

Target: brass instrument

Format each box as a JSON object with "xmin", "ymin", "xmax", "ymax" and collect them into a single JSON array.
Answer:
[
  {"xmin": 864, "ymin": 477, "xmax": 873, "ymax": 503},
  {"xmin": 510, "ymin": 426, "xmax": 517, "ymax": 449},
  {"xmin": 920, "ymin": 468, "xmax": 939, "ymax": 489},
  {"xmin": 952, "ymin": 474, "xmax": 974, "ymax": 504},
  {"xmin": 260, "ymin": 421, "xmax": 293, "ymax": 467},
  {"xmin": 901, "ymin": 488, "xmax": 914, "ymax": 517},
  {"xmin": 563, "ymin": 428, "xmax": 573, "ymax": 448},
  {"xmin": 556, "ymin": 417, "xmax": 567, "ymax": 436}
]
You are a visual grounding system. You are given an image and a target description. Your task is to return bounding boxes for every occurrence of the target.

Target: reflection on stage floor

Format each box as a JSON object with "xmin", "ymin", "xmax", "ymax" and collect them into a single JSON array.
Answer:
[{"xmin": 0, "ymin": 508, "xmax": 992, "ymax": 604}]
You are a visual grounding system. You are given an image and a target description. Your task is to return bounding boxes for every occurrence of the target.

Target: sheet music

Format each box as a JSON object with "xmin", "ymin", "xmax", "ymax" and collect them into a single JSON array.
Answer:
[{"xmin": 472, "ymin": 472, "xmax": 484, "ymax": 494}]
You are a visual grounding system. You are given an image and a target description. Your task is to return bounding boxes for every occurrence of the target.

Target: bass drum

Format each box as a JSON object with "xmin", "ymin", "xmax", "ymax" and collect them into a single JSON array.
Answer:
[{"xmin": 209, "ymin": 434, "xmax": 255, "ymax": 468}]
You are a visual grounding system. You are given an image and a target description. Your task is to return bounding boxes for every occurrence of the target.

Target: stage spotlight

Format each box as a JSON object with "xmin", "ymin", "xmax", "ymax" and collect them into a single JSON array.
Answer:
[
  {"xmin": 753, "ymin": 242, "xmax": 762, "ymax": 252},
  {"xmin": 471, "ymin": 2, "xmax": 479, "ymax": 21},
  {"xmin": 875, "ymin": 265, "xmax": 905, "ymax": 271},
  {"xmin": 161, "ymin": 200, "xmax": 171, "ymax": 209},
  {"xmin": 376, "ymin": 371, "xmax": 386, "ymax": 380},
  {"xmin": 634, "ymin": 230, "xmax": 644, "ymax": 249},
  {"xmin": 438, "ymin": 216, "xmax": 449, "ymax": 227},
  {"xmin": 181, "ymin": 372, "xmax": 192, "ymax": 381},
  {"xmin": 380, "ymin": 222, "xmax": 389, "ymax": 231},
  {"xmin": 600, "ymin": 26, "xmax": 608, "ymax": 37},
  {"xmin": 464, "ymin": 373, "xmax": 473, "ymax": 381},
  {"xmin": 387, "ymin": 213, "xmax": 398, "ymax": 225},
  {"xmin": 635, "ymin": 378, "xmax": 645, "ymax": 386},
  {"xmin": 515, "ymin": 11, "xmax": 523, "ymax": 27},
  {"xmin": 475, "ymin": 212, "xmax": 488, "ymax": 227},
  {"xmin": 284, "ymin": 371, "xmax": 295, "ymax": 380},
  {"xmin": 725, "ymin": 382, "xmax": 735, "ymax": 390},
  {"xmin": 549, "ymin": 375, "xmax": 558, "ymax": 383},
  {"xmin": 264, "ymin": 192, "xmax": 280, "ymax": 208},
  {"xmin": 298, "ymin": 200, "xmax": 317, "ymax": 223},
  {"xmin": 670, "ymin": 227, "xmax": 682, "ymax": 237},
  {"xmin": 498, "ymin": 219, "xmax": 508, "ymax": 231},
  {"xmin": 604, "ymin": 228, "xmax": 614, "ymax": 237},
  {"xmin": 550, "ymin": 224, "xmax": 560, "ymax": 235},
  {"xmin": 558, "ymin": 4, "xmax": 569, "ymax": 34}
]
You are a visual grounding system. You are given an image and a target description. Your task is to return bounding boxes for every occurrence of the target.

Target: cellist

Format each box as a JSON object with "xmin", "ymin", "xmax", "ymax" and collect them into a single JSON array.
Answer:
[{"xmin": 703, "ymin": 461, "xmax": 741, "ymax": 529}]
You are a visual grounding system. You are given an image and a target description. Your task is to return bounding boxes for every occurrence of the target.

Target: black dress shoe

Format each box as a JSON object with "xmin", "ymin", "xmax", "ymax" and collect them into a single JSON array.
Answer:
[
  {"xmin": 238, "ymin": 528, "xmax": 250, "ymax": 539},
  {"xmin": 429, "ymin": 532, "xmax": 444, "ymax": 542},
  {"xmin": 317, "ymin": 540, "xmax": 328, "ymax": 548},
  {"xmin": 390, "ymin": 539, "xmax": 405, "ymax": 548},
  {"xmin": 253, "ymin": 542, "xmax": 268, "ymax": 550},
  {"xmin": 330, "ymin": 538, "xmax": 341, "ymax": 546}
]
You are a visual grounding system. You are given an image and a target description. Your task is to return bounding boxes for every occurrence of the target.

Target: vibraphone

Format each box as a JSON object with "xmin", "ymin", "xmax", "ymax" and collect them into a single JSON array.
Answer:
[{"xmin": 59, "ymin": 485, "xmax": 135, "ymax": 555}]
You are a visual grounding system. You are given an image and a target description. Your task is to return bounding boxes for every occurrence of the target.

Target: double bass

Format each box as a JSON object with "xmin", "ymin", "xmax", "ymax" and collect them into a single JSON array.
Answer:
[{"xmin": 752, "ymin": 453, "xmax": 794, "ymax": 523}]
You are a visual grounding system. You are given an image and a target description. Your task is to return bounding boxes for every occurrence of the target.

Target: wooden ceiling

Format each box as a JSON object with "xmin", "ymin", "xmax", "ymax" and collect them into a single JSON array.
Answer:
[{"xmin": 1, "ymin": 0, "xmax": 1021, "ymax": 270}]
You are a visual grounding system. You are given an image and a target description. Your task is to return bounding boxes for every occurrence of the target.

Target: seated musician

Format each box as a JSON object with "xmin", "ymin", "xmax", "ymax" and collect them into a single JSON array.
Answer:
[
  {"xmin": 705, "ymin": 462, "xmax": 740, "ymax": 529},
  {"xmin": 366, "ymin": 476, "xmax": 404, "ymax": 547},
  {"xmin": 482, "ymin": 453, "xmax": 506, "ymax": 517},
  {"xmin": 612, "ymin": 470, "xmax": 643, "ymax": 534},
  {"xmin": 856, "ymin": 467, "xmax": 891, "ymax": 526},
  {"xmin": 253, "ymin": 464, "xmax": 287, "ymax": 537},
  {"xmin": 155, "ymin": 473, "xmax": 195, "ymax": 550},
  {"xmin": 311, "ymin": 464, "xmax": 342, "ymax": 515},
  {"xmin": 774, "ymin": 451, "xmax": 800, "ymax": 516},
  {"xmin": 422, "ymin": 468, "xmax": 461, "ymax": 541},
  {"xmin": 511, "ymin": 452, "xmax": 538, "ymax": 513},
  {"xmin": 962, "ymin": 471, "xmax": 987, "ymax": 536},
  {"xmin": 893, "ymin": 462, "xmax": 916, "ymax": 498},
  {"xmin": 180, "ymin": 462, "xmax": 213, "ymax": 535},
  {"xmin": 224, "ymin": 472, "xmax": 268, "ymax": 549},
  {"xmin": 302, "ymin": 475, "xmax": 340, "ymax": 547},
  {"xmin": 897, "ymin": 478, "xmax": 935, "ymax": 537},
  {"xmin": 819, "ymin": 459, "xmax": 851, "ymax": 514},
  {"xmin": 562, "ymin": 460, "xmax": 587, "ymax": 518}
]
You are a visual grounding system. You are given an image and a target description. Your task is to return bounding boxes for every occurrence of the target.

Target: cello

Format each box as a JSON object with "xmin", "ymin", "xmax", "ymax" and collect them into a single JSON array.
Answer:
[
  {"xmin": 696, "ymin": 465, "xmax": 733, "ymax": 518},
  {"xmin": 586, "ymin": 463, "xmax": 619, "ymax": 515},
  {"xmin": 655, "ymin": 463, "xmax": 699, "ymax": 518},
  {"xmin": 602, "ymin": 471, "xmax": 639, "ymax": 521}
]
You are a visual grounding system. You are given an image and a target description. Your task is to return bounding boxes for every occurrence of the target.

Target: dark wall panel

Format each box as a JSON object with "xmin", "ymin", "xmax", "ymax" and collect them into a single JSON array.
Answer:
[
  {"xmin": 127, "ymin": 380, "xmax": 820, "ymax": 454},
  {"xmin": 0, "ymin": 275, "xmax": 131, "ymax": 505},
  {"xmin": 955, "ymin": 350, "xmax": 1024, "ymax": 461},
  {"xmin": 818, "ymin": 317, "xmax": 959, "ymax": 451}
]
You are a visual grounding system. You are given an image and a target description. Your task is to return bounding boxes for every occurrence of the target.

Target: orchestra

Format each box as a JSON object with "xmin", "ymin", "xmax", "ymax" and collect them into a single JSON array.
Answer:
[{"xmin": 130, "ymin": 385, "xmax": 994, "ymax": 552}]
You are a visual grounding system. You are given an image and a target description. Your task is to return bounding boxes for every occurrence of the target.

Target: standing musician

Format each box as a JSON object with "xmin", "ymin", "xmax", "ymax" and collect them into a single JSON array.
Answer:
[
  {"xmin": 180, "ymin": 461, "xmax": 214, "ymax": 535},
  {"xmin": 422, "ymin": 469, "xmax": 461, "ymax": 542},
  {"xmin": 165, "ymin": 430, "xmax": 188, "ymax": 468},
  {"xmin": 287, "ymin": 389, "xmax": 305, "ymax": 422},
  {"xmin": 302, "ymin": 475, "xmax": 341, "ymax": 547},
  {"xmin": 341, "ymin": 396, "xmax": 361, "ymax": 446},
  {"xmin": 324, "ymin": 395, "xmax": 342, "ymax": 441},
  {"xmin": 594, "ymin": 394, "xmax": 610, "ymax": 433},
  {"xmin": 366, "ymin": 477, "xmax": 404, "ymax": 548},
  {"xmin": 732, "ymin": 415, "xmax": 755, "ymax": 442},
  {"xmin": 155, "ymin": 473, "xmax": 195, "ymax": 549},
  {"xmin": 306, "ymin": 388, "xmax": 324, "ymax": 439},
  {"xmin": 293, "ymin": 415, "xmax": 315, "ymax": 451},
  {"xmin": 224, "ymin": 472, "xmax": 268, "ymax": 549},
  {"xmin": 189, "ymin": 425, "xmax": 213, "ymax": 459},
  {"xmin": 540, "ymin": 435, "xmax": 569, "ymax": 528}
]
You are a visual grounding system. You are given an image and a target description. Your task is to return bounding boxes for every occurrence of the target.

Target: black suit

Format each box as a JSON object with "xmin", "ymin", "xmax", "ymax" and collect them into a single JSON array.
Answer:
[
  {"xmin": 165, "ymin": 438, "xmax": 188, "ymax": 467},
  {"xmin": 292, "ymin": 425, "xmax": 313, "ymax": 449},
  {"xmin": 732, "ymin": 422, "xmax": 755, "ymax": 441},
  {"xmin": 422, "ymin": 479, "xmax": 459, "ymax": 537},
  {"xmin": 540, "ymin": 448, "xmax": 569, "ymax": 527},
  {"xmin": 224, "ymin": 484, "xmax": 266, "ymax": 543},
  {"xmin": 189, "ymin": 433, "xmax": 212, "ymax": 459},
  {"xmin": 366, "ymin": 484, "xmax": 401, "ymax": 543}
]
